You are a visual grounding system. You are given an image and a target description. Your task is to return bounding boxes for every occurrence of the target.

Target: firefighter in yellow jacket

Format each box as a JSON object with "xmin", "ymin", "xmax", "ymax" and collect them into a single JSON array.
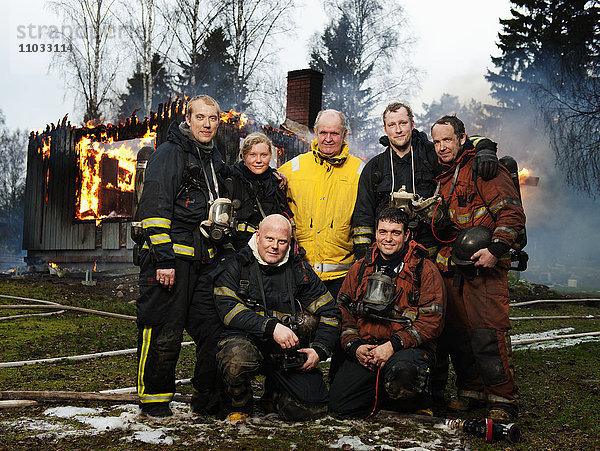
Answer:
[{"xmin": 278, "ymin": 109, "xmax": 365, "ymax": 300}]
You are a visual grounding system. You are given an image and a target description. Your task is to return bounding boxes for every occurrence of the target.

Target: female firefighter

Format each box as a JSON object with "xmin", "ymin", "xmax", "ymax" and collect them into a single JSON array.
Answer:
[{"xmin": 229, "ymin": 132, "xmax": 293, "ymax": 250}]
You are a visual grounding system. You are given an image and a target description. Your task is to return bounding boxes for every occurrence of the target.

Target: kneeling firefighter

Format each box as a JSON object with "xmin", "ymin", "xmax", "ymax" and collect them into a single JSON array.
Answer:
[
  {"xmin": 213, "ymin": 214, "xmax": 341, "ymax": 421},
  {"xmin": 329, "ymin": 207, "xmax": 446, "ymax": 418}
]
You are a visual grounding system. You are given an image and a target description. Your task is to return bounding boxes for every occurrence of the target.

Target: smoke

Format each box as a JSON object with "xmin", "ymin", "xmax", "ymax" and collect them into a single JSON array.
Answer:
[{"xmin": 492, "ymin": 109, "xmax": 600, "ymax": 287}]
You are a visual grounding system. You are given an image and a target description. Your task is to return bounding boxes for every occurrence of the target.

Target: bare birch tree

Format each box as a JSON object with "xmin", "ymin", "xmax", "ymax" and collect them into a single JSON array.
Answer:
[
  {"xmin": 50, "ymin": 0, "xmax": 121, "ymax": 123},
  {"xmin": 0, "ymin": 111, "xmax": 29, "ymax": 253},
  {"xmin": 117, "ymin": 0, "xmax": 174, "ymax": 117},
  {"xmin": 310, "ymin": 0, "xmax": 420, "ymax": 155},
  {"xmin": 220, "ymin": 0, "xmax": 295, "ymax": 110},
  {"xmin": 164, "ymin": 0, "xmax": 224, "ymax": 92}
]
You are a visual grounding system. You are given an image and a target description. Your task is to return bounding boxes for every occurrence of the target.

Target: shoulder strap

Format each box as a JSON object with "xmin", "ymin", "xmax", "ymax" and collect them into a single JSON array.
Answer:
[
  {"xmin": 285, "ymin": 263, "xmax": 297, "ymax": 317},
  {"xmin": 176, "ymin": 150, "xmax": 196, "ymax": 199},
  {"xmin": 236, "ymin": 252, "xmax": 252, "ymax": 299},
  {"xmin": 252, "ymin": 260, "xmax": 269, "ymax": 314},
  {"xmin": 353, "ymin": 251, "xmax": 373, "ymax": 300},
  {"xmin": 407, "ymin": 249, "xmax": 426, "ymax": 306},
  {"xmin": 371, "ymin": 152, "xmax": 386, "ymax": 193},
  {"xmin": 423, "ymin": 144, "xmax": 437, "ymax": 173}
]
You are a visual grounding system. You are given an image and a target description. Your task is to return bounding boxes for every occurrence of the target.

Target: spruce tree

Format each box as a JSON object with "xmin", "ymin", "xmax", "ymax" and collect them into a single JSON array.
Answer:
[
  {"xmin": 118, "ymin": 53, "xmax": 173, "ymax": 120},
  {"xmin": 177, "ymin": 27, "xmax": 237, "ymax": 111}
]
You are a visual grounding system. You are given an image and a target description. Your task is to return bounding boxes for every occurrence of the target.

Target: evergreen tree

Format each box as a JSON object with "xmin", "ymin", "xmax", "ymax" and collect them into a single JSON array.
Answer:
[
  {"xmin": 416, "ymin": 94, "xmax": 501, "ymax": 139},
  {"xmin": 309, "ymin": 0, "xmax": 418, "ymax": 156},
  {"xmin": 487, "ymin": 0, "xmax": 599, "ymax": 110},
  {"xmin": 118, "ymin": 53, "xmax": 173, "ymax": 120},
  {"xmin": 177, "ymin": 27, "xmax": 237, "ymax": 111},
  {"xmin": 310, "ymin": 14, "xmax": 372, "ymax": 141}
]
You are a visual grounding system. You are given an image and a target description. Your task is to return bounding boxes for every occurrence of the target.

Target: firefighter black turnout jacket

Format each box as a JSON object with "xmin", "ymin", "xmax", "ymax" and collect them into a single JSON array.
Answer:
[
  {"xmin": 213, "ymin": 243, "xmax": 342, "ymax": 361},
  {"xmin": 138, "ymin": 121, "xmax": 228, "ymax": 267},
  {"xmin": 352, "ymin": 133, "xmax": 496, "ymax": 251},
  {"xmin": 229, "ymin": 161, "xmax": 293, "ymax": 250}
]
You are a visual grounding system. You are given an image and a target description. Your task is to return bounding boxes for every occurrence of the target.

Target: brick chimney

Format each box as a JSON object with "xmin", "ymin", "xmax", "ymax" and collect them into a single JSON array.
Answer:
[{"xmin": 285, "ymin": 69, "xmax": 323, "ymax": 133}]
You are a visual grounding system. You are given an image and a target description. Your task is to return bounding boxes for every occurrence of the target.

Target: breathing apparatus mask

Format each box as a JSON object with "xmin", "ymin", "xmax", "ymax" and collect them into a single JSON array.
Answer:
[
  {"xmin": 339, "ymin": 266, "xmax": 403, "ymax": 319},
  {"xmin": 390, "ymin": 186, "xmax": 415, "ymax": 219},
  {"xmin": 390, "ymin": 186, "xmax": 449, "ymax": 229},
  {"xmin": 412, "ymin": 194, "xmax": 447, "ymax": 226},
  {"xmin": 360, "ymin": 271, "xmax": 398, "ymax": 316},
  {"xmin": 200, "ymin": 198, "xmax": 238, "ymax": 243}
]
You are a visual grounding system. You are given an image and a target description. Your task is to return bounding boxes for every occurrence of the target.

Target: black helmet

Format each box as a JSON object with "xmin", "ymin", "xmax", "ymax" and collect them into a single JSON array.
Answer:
[{"xmin": 451, "ymin": 226, "xmax": 492, "ymax": 266}]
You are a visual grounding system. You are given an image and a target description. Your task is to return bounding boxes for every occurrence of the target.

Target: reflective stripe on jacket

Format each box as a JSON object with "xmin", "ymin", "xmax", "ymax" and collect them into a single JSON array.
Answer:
[
  {"xmin": 213, "ymin": 246, "xmax": 342, "ymax": 358},
  {"xmin": 434, "ymin": 148, "xmax": 525, "ymax": 272}
]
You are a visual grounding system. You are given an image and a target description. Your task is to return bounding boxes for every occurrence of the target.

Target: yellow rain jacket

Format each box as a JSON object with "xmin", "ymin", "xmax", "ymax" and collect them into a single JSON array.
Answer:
[{"xmin": 279, "ymin": 139, "xmax": 365, "ymax": 281}]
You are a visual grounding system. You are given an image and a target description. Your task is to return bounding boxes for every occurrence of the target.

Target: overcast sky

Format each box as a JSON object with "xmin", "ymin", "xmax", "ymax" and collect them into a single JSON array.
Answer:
[{"xmin": 2, "ymin": 0, "xmax": 511, "ymax": 131}]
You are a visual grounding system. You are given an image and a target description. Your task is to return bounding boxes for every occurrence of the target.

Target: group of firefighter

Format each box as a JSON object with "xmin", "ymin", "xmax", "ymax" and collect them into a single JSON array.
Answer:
[{"xmin": 133, "ymin": 94, "xmax": 526, "ymax": 424}]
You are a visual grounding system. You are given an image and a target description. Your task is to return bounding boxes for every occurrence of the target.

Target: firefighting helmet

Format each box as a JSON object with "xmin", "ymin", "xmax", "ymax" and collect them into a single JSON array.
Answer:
[
  {"xmin": 451, "ymin": 226, "xmax": 492, "ymax": 266},
  {"xmin": 295, "ymin": 310, "xmax": 319, "ymax": 342}
]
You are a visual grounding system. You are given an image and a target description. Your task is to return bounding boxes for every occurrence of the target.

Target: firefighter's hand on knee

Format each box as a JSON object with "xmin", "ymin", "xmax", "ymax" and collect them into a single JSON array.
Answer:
[
  {"xmin": 356, "ymin": 344, "xmax": 376, "ymax": 370},
  {"xmin": 156, "ymin": 268, "xmax": 175, "ymax": 290},
  {"xmin": 371, "ymin": 342, "xmax": 394, "ymax": 368},
  {"xmin": 472, "ymin": 248, "xmax": 498, "ymax": 268},
  {"xmin": 273, "ymin": 323, "xmax": 299, "ymax": 349},
  {"xmin": 298, "ymin": 348, "xmax": 319, "ymax": 371}
]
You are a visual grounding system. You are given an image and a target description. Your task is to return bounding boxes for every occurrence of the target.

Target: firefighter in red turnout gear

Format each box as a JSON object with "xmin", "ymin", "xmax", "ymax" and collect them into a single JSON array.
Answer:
[
  {"xmin": 329, "ymin": 207, "xmax": 446, "ymax": 418},
  {"xmin": 431, "ymin": 115, "xmax": 525, "ymax": 421}
]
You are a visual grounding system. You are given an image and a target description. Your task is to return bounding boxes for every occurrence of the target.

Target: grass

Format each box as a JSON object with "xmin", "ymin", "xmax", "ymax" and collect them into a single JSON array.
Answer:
[{"xmin": 1, "ymin": 277, "xmax": 599, "ymax": 449}]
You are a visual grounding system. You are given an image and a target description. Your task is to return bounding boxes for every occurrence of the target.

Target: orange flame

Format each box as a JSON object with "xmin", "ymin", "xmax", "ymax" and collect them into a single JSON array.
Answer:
[
  {"xmin": 49, "ymin": 262, "xmax": 60, "ymax": 269},
  {"xmin": 41, "ymin": 136, "xmax": 51, "ymax": 158},
  {"xmin": 220, "ymin": 110, "xmax": 250, "ymax": 129},
  {"xmin": 518, "ymin": 167, "xmax": 530, "ymax": 184},
  {"xmin": 518, "ymin": 167, "xmax": 540, "ymax": 186},
  {"xmin": 76, "ymin": 125, "xmax": 157, "ymax": 222},
  {"xmin": 86, "ymin": 118, "xmax": 103, "ymax": 128},
  {"xmin": 93, "ymin": 260, "xmax": 98, "ymax": 272}
]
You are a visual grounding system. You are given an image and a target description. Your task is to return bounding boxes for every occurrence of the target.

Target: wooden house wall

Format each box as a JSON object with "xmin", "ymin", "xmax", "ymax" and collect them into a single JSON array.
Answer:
[
  {"xmin": 23, "ymin": 98, "xmax": 308, "ymax": 261},
  {"xmin": 23, "ymin": 121, "xmax": 95, "ymax": 252}
]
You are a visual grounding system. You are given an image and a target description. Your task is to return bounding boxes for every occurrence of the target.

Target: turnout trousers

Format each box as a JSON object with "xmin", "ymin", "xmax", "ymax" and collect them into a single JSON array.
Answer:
[
  {"xmin": 433, "ymin": 266, "xmax": 518, "ymax": 414},
  {"xmin": 136, "ymin": 250, "xmax": 222, "ymax": 412},
  {"xmin": 216, "ymin": 335, "xmax": 329, "ymax": 421},
  {"xmin": 329, "ymin": 347, "xmax": 434, "ymax": 418}
]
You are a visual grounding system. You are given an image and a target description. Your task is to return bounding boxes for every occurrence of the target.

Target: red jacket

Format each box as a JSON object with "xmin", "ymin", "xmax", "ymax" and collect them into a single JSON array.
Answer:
[
  {"xmin": 339, "ymin": 240, "xmax": 446, "ymax": 352},
  {"xmin": 434, "ymin": 148, "xmax": 526, "ymax": 272}
]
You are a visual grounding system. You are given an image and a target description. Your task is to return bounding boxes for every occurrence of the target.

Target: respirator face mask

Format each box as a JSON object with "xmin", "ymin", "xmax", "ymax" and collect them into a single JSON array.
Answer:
[
  {"xmin": 201, "ymin": 198, "xmax": 236, "ymax": 242},
  {"xmin": 361, "ymin": 271, "xmax": 398, "ymax": 315}
]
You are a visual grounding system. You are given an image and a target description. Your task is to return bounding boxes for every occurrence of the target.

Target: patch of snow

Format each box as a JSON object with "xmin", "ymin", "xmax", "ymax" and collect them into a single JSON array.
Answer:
[
  {"xmin": 3, "ymin": 418, "xmax": 63, "ymax": 432},
  {"xmin": 2, "ymin": 403, "xmax": 180, "ymax": 445},
  {"xmin": 125, "ymin": 429, "xmax": 174, "ymax": 445},
  {"xmin": 512, "ymin": 327, "xmax": 600, "ymax": 350},
  {"xmin": 75, "ymin": 410, "xmax": 139, "ymax": 432},
  {"xmin": 330, "ymin": 436, "xmax": 374, "ymax": 450},
  {"xmin": 44, "ymin": 406, "xmax": 101, "ymax": 418}
]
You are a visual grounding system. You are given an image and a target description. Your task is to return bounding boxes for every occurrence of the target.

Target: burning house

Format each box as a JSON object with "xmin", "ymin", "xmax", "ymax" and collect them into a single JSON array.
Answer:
[{"xmin": 22, "ymin": 69, "xmax": 321, "ymax": 269}]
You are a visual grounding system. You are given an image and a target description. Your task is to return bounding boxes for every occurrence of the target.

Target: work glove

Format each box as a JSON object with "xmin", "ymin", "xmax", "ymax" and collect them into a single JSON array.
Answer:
[
  {"xmin": 472, "ymin": 147, "xmax": 498, "ymax": 181},
  {"xmin": 353, "ymin": 243, "xmax": 371, "ymax": 260}
]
